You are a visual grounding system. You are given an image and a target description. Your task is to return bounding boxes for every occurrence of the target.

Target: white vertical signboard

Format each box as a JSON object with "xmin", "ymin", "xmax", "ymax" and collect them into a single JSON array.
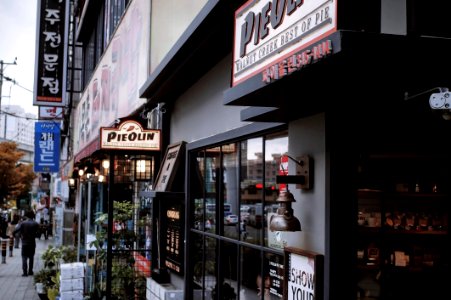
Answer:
[{"xmin": 284, "ymin": 247, "xmax": 324, "ymax": 300}]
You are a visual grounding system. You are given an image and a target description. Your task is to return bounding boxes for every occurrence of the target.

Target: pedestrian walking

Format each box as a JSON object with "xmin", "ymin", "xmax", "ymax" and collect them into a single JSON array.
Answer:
[
  {"xmin": 13, "ymin": 210, "xmax": 39, "ymax": 276},
  {"xmin": 0, "ymin": 213, "xmax": 8, "ymax": 263},
  {"xmin": 240, "ymin": 220, "xmax": 248, "ymax": 240},
  {"xmin": 11, "ymin": 214, "xmax": 21, "ymax": 248},
  {"xmin": 6, "ymin": 218, "xmax": 16, "ymax": 257}
]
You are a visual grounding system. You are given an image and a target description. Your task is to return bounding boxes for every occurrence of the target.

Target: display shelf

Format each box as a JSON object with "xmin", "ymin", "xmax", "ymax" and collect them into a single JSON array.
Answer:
[{"xmin": 355, "ymin": 153, "xmax": 450, "ymax": 300}]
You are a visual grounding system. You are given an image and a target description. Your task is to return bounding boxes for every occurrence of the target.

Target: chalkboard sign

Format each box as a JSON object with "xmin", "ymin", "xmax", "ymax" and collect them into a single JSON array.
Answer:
[
  {"xmin": 153, "ymin": 141, "xmax": 185, "ymax": 191},
  {"xmin": 284, "ymin": 247, "xmax": 324, "ymax": 300}
]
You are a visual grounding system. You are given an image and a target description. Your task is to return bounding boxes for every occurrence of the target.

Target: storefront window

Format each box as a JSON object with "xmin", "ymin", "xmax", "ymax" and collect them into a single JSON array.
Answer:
[
  {"xmin": 191, "ymin": 233, "xmax": 218, "ymax": 298},
  {"xmin": 240, "ymin": 246, "xmax": 261, "ymax": 297},
  {"xmin": 264, "ymin": 133, "xmax": 289, "ymax": 249},
  {"xmin": 193, "ymin": 150, "xmax": 207, "ymax": 231},
  {"xmin": 240, "ymin": 137, "xmax": 264, "ymax": 244},
  {"xmin": 240, "ymin": 247, "xmax": 285, "ymax": 299},
  {"xmin": 206, "ymin": 148, "xmax": 220, "ymax": 234},
  {"xmin": 189, "ymin": 129, "xmax": 288, "ymax": 299},
  {"xmin": 223, "ymin": 143, "xmax": 239, "ymax": 239}
]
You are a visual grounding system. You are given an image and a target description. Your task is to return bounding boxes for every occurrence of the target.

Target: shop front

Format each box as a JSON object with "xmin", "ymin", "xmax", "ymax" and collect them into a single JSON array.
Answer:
[
  {"xmin": 139, "ymin": 0, "xmax": 451, "ymax": 299},
  {"xmin": 72, "ymin": 119, "xmax": 161, "ymax": 299}
]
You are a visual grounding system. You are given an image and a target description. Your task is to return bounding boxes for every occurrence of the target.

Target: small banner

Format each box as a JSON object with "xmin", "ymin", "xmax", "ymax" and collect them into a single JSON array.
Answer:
[{"xmin": 34, "ymin": 121, "xmax": 61, "ymax": 173}]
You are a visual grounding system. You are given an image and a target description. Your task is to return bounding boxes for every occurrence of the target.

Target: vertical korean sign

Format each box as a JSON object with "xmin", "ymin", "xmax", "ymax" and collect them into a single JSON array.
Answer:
[
  {"xmin": 34, "ymin": 122, "xmax": 60, "ymax": 173},
  {"xmin": 33, "ymin": 0, "xmax": 68, "ymax": 107}
]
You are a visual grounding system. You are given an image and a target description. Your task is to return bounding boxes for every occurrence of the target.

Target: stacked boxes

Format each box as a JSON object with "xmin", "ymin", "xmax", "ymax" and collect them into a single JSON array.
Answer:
[
  {"xmin": 59, "ymin": 262, "xmax": 85, "ymax": 300},
  {"xmin": 146, "ymin": 277, "xmax": 183, "ymax": 300}
]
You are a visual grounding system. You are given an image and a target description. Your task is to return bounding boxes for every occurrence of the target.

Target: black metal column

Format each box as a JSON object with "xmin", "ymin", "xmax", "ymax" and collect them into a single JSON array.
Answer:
[{"xmin": 106, "ymin": 153, "xmax": 114, "ymax": 298}]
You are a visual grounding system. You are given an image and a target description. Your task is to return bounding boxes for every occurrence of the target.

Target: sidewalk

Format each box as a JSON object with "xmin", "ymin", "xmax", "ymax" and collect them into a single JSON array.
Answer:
[{"xmin": 0, "ymin": 237, "xmax": 53, "ymax": 300}]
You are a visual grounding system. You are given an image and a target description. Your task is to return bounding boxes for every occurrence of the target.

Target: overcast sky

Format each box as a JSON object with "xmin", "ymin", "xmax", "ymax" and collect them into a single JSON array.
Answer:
[{"xmin": 0, "ymin": 1, "xmax": 38, "ymax": 115}]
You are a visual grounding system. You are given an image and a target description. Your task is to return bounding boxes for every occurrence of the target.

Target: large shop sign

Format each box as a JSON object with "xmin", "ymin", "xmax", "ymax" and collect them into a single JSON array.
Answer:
[
  {"xmin": 100, "ymin": 120, "xmax": 161, "ymax": 151},
  {"xmin": 233, "ymin": 0, "xmax": 337, "ymax": 86},
  {"xmin": 33, "ymin": 0, "xmax": 68, "ymax": 107},
  {"xmin": 34, "ymin": 121, "xmax": 61, "ymax": 173}
]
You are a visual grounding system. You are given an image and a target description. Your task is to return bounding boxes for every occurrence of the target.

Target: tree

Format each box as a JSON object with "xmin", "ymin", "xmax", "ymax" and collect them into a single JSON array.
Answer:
[{"xmin": 0, "ymin": 141, "xmax": 36, "ymax": 207}]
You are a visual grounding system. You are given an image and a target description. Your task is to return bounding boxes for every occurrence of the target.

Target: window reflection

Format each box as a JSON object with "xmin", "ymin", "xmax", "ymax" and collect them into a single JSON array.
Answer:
[
  {"xmin": 223, "ymin": 143, "xmax": 240, "ymax": 240},
  {"xmin": 205, "ymin": 236, "xmax": 217, "ymax": 298},
  {"xmin": 240, "ymin": 246, "xmax": 261, "ymax": 298},
  {"xmin": 240, "ymin": 138, "xmax": 264, "ymax": 245},
  {"xmin": 264, "ymin": 132, "xmax": 289, "ymax": 249},
  {"xmin": 193, "ymin": 150, "xmax": 207, "ymax": 231},
  {"xmin": 213, "ymin": 241, "xmax": 238, "ymax": 299}
]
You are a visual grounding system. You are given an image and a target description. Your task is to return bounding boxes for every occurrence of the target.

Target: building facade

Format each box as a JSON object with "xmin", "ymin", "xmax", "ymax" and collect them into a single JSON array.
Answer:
[{"xmin": 68, "ymin": 1, "xmax": 451, "ymax": 299}]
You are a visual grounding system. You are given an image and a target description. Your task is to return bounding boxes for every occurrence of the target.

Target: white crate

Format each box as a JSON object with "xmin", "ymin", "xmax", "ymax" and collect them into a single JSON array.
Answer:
[
  {"xmin": 60, "ymin": 262, "xmax": 85, "ymax": 279},
  {"xmin": 60, "ymin": 290, "xmax": 84, "ymax": 300},
  {"xmin": 60, "ymin": 278, "xmax": 84, "ymax": 292}
]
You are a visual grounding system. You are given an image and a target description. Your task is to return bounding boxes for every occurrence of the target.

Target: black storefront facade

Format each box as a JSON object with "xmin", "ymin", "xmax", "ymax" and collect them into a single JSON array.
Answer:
[{"xmin": 137, "ymin": 1, "xmax": 451, "ymax": 300}]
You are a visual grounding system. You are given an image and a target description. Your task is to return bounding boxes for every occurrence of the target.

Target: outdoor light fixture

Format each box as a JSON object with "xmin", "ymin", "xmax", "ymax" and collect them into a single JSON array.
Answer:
[
  {"xmin": 102, "ymin": 159, "xmax": 110, "ymax": 169},
  {"xmin": 68, "ymin": 178, "xmax": 76, "ymax": 188},
  {"xmin": 269, "ymin": 189, "xmax": 301, "ymax": 232},
  {"xmin": 269, "ymin": 154, "xmax": 313, "ymax": 232},
  {"xmin": 276, "ymin": 154, "xmax": 312, "ymax": 190}
]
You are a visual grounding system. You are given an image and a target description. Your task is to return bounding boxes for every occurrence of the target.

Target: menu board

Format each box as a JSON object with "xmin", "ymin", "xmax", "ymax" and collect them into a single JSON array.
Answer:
[
  {"xmin": 268, "ymin": 255, "xmax": 284, "ymax": 297},
  {"xmin": 164, "ymin": 203, "xmax": 183, "ymax": 274}
]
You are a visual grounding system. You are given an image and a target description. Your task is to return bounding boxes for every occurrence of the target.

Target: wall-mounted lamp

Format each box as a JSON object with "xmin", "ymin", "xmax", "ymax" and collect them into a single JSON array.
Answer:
[
  {"xmin": 269, "ymin": 189, "xmax": 301, "ymax": 232},
  {"xmin": 276, "ymin": 154, "xmax": 312, "ymax": 190}
]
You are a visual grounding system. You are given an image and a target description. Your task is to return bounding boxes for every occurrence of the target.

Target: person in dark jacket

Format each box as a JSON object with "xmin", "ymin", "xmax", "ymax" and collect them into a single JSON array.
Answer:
[{"xmin": 13, "ymin": 210, "xmax": 39, "ymax": 276}]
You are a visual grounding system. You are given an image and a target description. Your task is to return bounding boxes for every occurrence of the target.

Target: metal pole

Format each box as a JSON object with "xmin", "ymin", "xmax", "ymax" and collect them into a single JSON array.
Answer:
[
  {"xmin": 0, "ymin": 58, "xmax": 17, "ymax": 139},
  {"xmin": 0, "ymin": 58, "xmax": 18, "ymax": 107},
  {"xmin": 0, "ymin": 60, "xmax": 4, "ymax": 109},
  {"xmin": 1, "ymin": 60, "xmax": 4, "ymax": 139},
  {"xmin": 106, "ymin": 153, "xmax": 114, "ymax": 298}
]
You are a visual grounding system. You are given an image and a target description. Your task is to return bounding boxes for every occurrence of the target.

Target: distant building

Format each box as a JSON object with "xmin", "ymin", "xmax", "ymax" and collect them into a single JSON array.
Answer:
[{"xmin": 0, "ymin": 104, "xmax": 36, "ymax": 164}]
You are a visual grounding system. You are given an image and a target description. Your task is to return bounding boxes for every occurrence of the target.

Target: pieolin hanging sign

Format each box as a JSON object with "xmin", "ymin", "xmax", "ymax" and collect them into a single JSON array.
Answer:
[
  {"xmin": 100, "ymin": 120, "xmax": 161, "ymax": 151},
  {"xmin": 233, "ymin": 0, "xmax": 337, "ymax": 86}
]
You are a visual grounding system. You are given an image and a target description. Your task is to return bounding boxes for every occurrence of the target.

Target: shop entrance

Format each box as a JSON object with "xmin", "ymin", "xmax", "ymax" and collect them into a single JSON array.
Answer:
[{"xmin": 77, "ymin": 153, "xmax": 157, "ymax": 299}]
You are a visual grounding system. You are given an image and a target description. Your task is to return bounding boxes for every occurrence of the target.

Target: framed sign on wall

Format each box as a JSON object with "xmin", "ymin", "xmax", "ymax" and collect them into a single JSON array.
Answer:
[
  {"xmin": 153, "ymin": 141, "xmax": 185, "ymax": 191},
  {"xmin": 284, "ymin": 247, "xmax": 324, "ymax": 300}
]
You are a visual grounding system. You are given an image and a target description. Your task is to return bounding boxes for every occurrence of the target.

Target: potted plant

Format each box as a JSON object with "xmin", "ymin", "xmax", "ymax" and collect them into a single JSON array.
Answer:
[
  {"xmin": 87, "ymin": 200, "xmax": 147, "ymax": 299},
  {"xmin": 33, "ymin": 245, "xmax": 77, "ymax": 300}
]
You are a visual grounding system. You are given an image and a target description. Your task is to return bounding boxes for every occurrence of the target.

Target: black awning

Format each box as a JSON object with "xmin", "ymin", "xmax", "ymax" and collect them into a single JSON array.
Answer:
[{"xmin": 225, "ymin": 31, "xmax": 451, "ymax": 122}]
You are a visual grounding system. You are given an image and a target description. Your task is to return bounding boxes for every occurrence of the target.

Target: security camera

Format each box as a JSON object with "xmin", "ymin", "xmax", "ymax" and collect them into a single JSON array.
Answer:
[
  {"xmin": 429, "ymin": 91, "xmax": 451, "ymax": 109},
  {"xmin": 442, "ymin": 111, "xmax": 451, "ymax": 121}
]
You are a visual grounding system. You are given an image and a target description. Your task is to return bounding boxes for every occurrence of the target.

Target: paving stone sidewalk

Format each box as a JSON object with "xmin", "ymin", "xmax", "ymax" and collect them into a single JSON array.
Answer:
[{"xmin": 0, "ymin": 237, "xmax": 53, "ymax": 300}]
